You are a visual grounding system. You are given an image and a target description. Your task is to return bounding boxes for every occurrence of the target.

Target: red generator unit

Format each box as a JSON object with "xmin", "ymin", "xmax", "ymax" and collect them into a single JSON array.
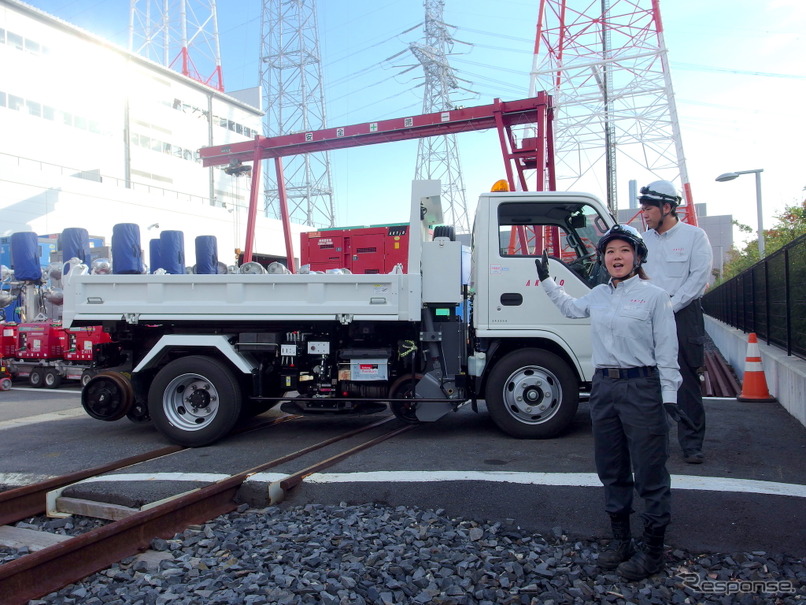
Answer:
[
  {"xmin": 1, "ymin": 323, "xmax": 18, "ymax": 357},
  {"xmin": 15, "ymin": 323, "xmax": 66, "ymax": 359},
  {"xmin": 300, "ymin": 224, "xmax": 410, "ymax": 274},
  {"xmin": 63, "ymin": 325, "xmax": 113, "ymax": 361}
]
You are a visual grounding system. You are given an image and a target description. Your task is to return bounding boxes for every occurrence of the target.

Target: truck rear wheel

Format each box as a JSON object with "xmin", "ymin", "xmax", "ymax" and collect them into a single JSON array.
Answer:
[
  {"xmin": 148, "ymin": 355, "xmax": 242, "ymax": 447},
  {"xmin": 81, "ymin": 368, "xmax": 97, "ymax": 387},
  {"xmin": 29, "ymin": 368, "xmax": 45, "ymax": 388},
  {"xmin": 485, "ymin": 349, "xmax": 578, "ymax": 438},
  {"xmin": 44, "ymin": 369, "xmax": 63, "ymax": 389}
]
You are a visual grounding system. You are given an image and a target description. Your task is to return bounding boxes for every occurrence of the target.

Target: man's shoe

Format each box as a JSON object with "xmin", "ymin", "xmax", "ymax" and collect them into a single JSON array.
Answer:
[{"xmin": 683, "ymin": 451, "xmax": 704, "ymax": 464}]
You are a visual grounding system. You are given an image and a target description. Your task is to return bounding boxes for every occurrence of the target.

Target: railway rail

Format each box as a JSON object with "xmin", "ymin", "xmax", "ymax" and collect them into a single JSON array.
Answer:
[
  {"xmin": 701, "ymin": 349, "xmax": 741, "ymax": 398},
  {"xmin": 0, "ymin": 412, "xmax": 297, "ymax": 526},
  {"xmin": 0, "ymin": 414, "xmax": 415, "ymax": 603}
]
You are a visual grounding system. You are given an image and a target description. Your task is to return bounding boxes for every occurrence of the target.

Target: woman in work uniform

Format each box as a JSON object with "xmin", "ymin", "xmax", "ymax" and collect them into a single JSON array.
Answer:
[{"xmin": 535, "ymin": 224, "xmax": 682, "ymax": 580}]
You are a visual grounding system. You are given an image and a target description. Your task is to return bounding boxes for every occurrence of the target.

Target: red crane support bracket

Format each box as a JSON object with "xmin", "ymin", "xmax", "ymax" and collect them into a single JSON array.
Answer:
[{"xmin": 198, "ymin": 94, "xmax": 555, "ymax": 267}]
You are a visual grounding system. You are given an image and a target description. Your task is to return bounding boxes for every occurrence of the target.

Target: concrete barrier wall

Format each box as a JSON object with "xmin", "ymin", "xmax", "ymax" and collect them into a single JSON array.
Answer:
[{"xmin": 706, "ymin": 316, "xmax": 806, "ymax": 428}]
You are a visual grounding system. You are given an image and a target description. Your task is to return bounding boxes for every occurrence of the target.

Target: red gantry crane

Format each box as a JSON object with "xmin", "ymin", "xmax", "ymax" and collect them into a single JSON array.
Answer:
[{"xmin": 199, "ymin": 95, "xmax": 555, "ymax": 270}]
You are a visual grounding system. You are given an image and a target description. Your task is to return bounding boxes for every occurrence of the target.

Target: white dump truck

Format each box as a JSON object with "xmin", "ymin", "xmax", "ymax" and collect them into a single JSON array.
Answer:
[{"xmin": 63, "ymin": 185, "xmax": 615, "ymax": 446}]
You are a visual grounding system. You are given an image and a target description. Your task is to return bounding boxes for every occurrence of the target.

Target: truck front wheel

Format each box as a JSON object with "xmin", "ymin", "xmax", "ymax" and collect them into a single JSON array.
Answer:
[
  {"xmin": 148, "ymin": 355, "xmax": 243, "ymax": 447},
  {"xmin": 485, "ymin": 349, "xmax": 578, "ymax": 438}
]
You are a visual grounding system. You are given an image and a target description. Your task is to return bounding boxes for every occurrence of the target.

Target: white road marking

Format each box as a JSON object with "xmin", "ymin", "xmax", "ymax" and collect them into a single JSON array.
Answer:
[
  {"xmin": 0, "ymin": 472, "xmax": 53, "ymax": 486},
  {"xmin": 299, "ymin": 470, "xmax": 806, "ymax": 499},
  {"xmin": 78, "ymin": 472, "xmax": 233, "ymax": 483},
  {"xmin": 2, "ymin": 469, "xmax": 803, "ymax": 498},
  {"xmin": 4, "ymin": 387, "xmax": 81, "ymax": 395},
  {"xmin": 0, "ymin": 408, "xmax": 86, "ymax": 431}
]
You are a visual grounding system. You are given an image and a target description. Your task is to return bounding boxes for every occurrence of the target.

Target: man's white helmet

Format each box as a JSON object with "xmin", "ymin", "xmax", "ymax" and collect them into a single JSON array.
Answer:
[{"xmin": 639, "ymin": 180, "xmax": 681, "ymax": 207}]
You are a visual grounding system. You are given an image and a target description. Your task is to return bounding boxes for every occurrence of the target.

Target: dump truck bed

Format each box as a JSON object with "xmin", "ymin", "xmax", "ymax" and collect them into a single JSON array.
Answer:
[{"xmin": 62, "ymin": 273, "xmax": 422, "ymax": 326}]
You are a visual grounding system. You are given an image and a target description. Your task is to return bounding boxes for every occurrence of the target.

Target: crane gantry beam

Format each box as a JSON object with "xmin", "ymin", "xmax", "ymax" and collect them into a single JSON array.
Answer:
[{"xmin": 198, "ymin": 94, "xmax": 555, "ymax": 267}]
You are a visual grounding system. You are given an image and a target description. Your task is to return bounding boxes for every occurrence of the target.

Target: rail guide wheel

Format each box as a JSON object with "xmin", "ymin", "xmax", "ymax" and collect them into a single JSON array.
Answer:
[
  {"xmin": 388, "ymin": 374, "xmax": 423, "ymax": 424},
  {"xmin": 82, "ymin": 371, "xmax": 135, "ymax": 421}
]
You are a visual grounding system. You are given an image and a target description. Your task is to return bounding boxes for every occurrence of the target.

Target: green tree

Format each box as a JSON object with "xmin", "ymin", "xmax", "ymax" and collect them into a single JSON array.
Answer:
[{"xmin": 717, "ymin": 193, "xmax": 806, "ymax": 283}]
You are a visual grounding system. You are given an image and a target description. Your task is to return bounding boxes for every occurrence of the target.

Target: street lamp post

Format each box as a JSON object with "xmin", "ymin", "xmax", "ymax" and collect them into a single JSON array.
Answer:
[{"xmin": 715, "ymin": 169, "xmax": 765, "ymax": 258}]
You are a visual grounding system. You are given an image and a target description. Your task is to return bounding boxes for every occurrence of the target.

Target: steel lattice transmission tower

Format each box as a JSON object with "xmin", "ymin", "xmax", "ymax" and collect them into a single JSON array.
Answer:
[
  {"xmin": 129, "ymin": 0, "xmax": 224, "ymax": 91},
  {"xmin": 260, "ymin": 0, "xmax": 335, "ymax": 228},
  {"xmin": 529, "ymin": 0, "xmax": 694, "ymax": 221},
  {"xmin": 410, "ymin": 0, "xmax": 471, "ymax": 234}
]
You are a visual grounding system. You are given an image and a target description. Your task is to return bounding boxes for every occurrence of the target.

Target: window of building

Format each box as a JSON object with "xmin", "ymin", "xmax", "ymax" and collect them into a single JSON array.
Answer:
[
  {"xmin": 0, "ymin": 29, "xmax": 5, "ymax": 44},
  {"xmin": 7, "ymin": 32, "xmax": 23, "ymax": 51},
  {"xmin": 26, "ymin": 100, "xmax": 41, "ymax": 117},
  {"xmin": 24, "ymin": 39, "xmax": 40, "ymax": 54},
  {"xmin": 0, "ymin": 91, "xmax": 6, "ymax": 107},
  {"xmin": 9, "ymin": 95, "xmax": 24, "ymax": 111},
  {"xmin": 43, "ymin": 105, "xmax": 55, "ymax": 120}
]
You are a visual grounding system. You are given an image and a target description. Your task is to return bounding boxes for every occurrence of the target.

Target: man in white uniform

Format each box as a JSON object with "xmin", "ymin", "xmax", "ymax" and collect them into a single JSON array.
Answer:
[{"xmin": 640, "ymin": 180, "xmax": 713, "ymax": 464}]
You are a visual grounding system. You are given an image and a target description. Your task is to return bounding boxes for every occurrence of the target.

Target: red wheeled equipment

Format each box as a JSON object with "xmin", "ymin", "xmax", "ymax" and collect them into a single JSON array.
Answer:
[{"xmin": 0, "ymin": 365, "xmax": 11, "ymax": 391}]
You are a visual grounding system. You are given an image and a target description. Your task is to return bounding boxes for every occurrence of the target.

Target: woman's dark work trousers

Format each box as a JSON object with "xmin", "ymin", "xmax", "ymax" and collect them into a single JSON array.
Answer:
[
  {"xmin": 675, "ymin": 300, "xmax": 707, "ymax": 455},
  {"xmin": 589, "ymin": 370, "xmax": 671, "ymax": 530}
]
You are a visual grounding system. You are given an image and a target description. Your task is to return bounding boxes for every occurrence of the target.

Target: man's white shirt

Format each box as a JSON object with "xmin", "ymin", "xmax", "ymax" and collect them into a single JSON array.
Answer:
[{"xmin": 642, "ymin": 220, "xmax": 713, "ymax": 313}]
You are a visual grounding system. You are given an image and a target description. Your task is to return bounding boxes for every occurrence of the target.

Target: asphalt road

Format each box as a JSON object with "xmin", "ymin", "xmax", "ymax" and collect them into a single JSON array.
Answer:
[{"xmin": 1, "ymin": 384, "xmax": 804, "ymax": 557}]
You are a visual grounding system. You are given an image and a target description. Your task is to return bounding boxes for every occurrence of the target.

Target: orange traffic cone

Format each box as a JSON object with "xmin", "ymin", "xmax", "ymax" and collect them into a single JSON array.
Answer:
[{"xmin": 737, "ymin": 333, "xmax": 776, "ymax": 402}]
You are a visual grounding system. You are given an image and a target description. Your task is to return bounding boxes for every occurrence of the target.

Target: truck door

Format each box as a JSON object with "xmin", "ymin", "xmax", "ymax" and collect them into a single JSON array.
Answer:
[{"xmin": 487, "ymin": 200, "xmax": 611, "ymax": 331}]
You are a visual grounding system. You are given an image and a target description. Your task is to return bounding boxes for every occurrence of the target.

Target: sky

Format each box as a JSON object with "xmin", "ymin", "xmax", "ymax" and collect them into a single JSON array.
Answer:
[{"xmin": 22, "ymin": 0, "xmax": 806, "ymax": 246}]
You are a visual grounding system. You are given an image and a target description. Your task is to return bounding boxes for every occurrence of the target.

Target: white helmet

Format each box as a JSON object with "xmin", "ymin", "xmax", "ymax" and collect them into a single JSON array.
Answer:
[{"xmin": 639, "ymin": 180, "xmax": 681, "ymax": 207}]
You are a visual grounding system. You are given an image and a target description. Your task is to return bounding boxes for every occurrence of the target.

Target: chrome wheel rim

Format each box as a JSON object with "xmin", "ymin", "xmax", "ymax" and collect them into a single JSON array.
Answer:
[
  {"xmin": 163, "ymin": 373, "xmax": 220, "ymax": 431},
  {"xmin": 501, "ymin": 365, "xmax": 562, "ymax": 425}
]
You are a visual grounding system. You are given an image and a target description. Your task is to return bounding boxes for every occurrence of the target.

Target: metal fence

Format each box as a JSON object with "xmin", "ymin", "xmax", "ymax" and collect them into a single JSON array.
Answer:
[{"xmin": 702, "ymin": 233, "xmax": 806, "ymax": 360}]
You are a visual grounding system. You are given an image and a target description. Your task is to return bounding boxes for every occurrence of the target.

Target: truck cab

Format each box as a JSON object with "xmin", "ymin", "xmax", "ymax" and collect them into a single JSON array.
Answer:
[{"xmin": 467, "ymin": 190, "xmax": 614, "ymax": 437}]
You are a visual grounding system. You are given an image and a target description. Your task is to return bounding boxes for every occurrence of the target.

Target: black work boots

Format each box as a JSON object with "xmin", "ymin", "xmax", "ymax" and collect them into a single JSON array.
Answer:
[
  {"xmin": 617, "ymin": 523, "xmax": 666, "ymax": 580},
  {"xmin": 597, "ymin": 513, "xmax": 635, "ymax": 570},
  {"xmin": 598, "ymin": 515, "xmax": 667, "ymax": 581}
]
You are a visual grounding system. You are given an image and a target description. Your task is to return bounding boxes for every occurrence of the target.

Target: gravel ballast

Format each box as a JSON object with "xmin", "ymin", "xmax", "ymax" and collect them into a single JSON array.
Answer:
[{"xmin": 4, "ymin": 502, "xmax": 803, "ymax": 604}]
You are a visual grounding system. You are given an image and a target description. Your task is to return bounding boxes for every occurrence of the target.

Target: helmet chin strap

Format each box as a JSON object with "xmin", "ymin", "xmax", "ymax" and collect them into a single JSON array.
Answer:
[
  {"xmin": 608, "ymin": 258, "xmax": 641, "ymax": 282},
  {"xmin": 655, "ymin": 205, "xmax": 679, "ymax": 232}
]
